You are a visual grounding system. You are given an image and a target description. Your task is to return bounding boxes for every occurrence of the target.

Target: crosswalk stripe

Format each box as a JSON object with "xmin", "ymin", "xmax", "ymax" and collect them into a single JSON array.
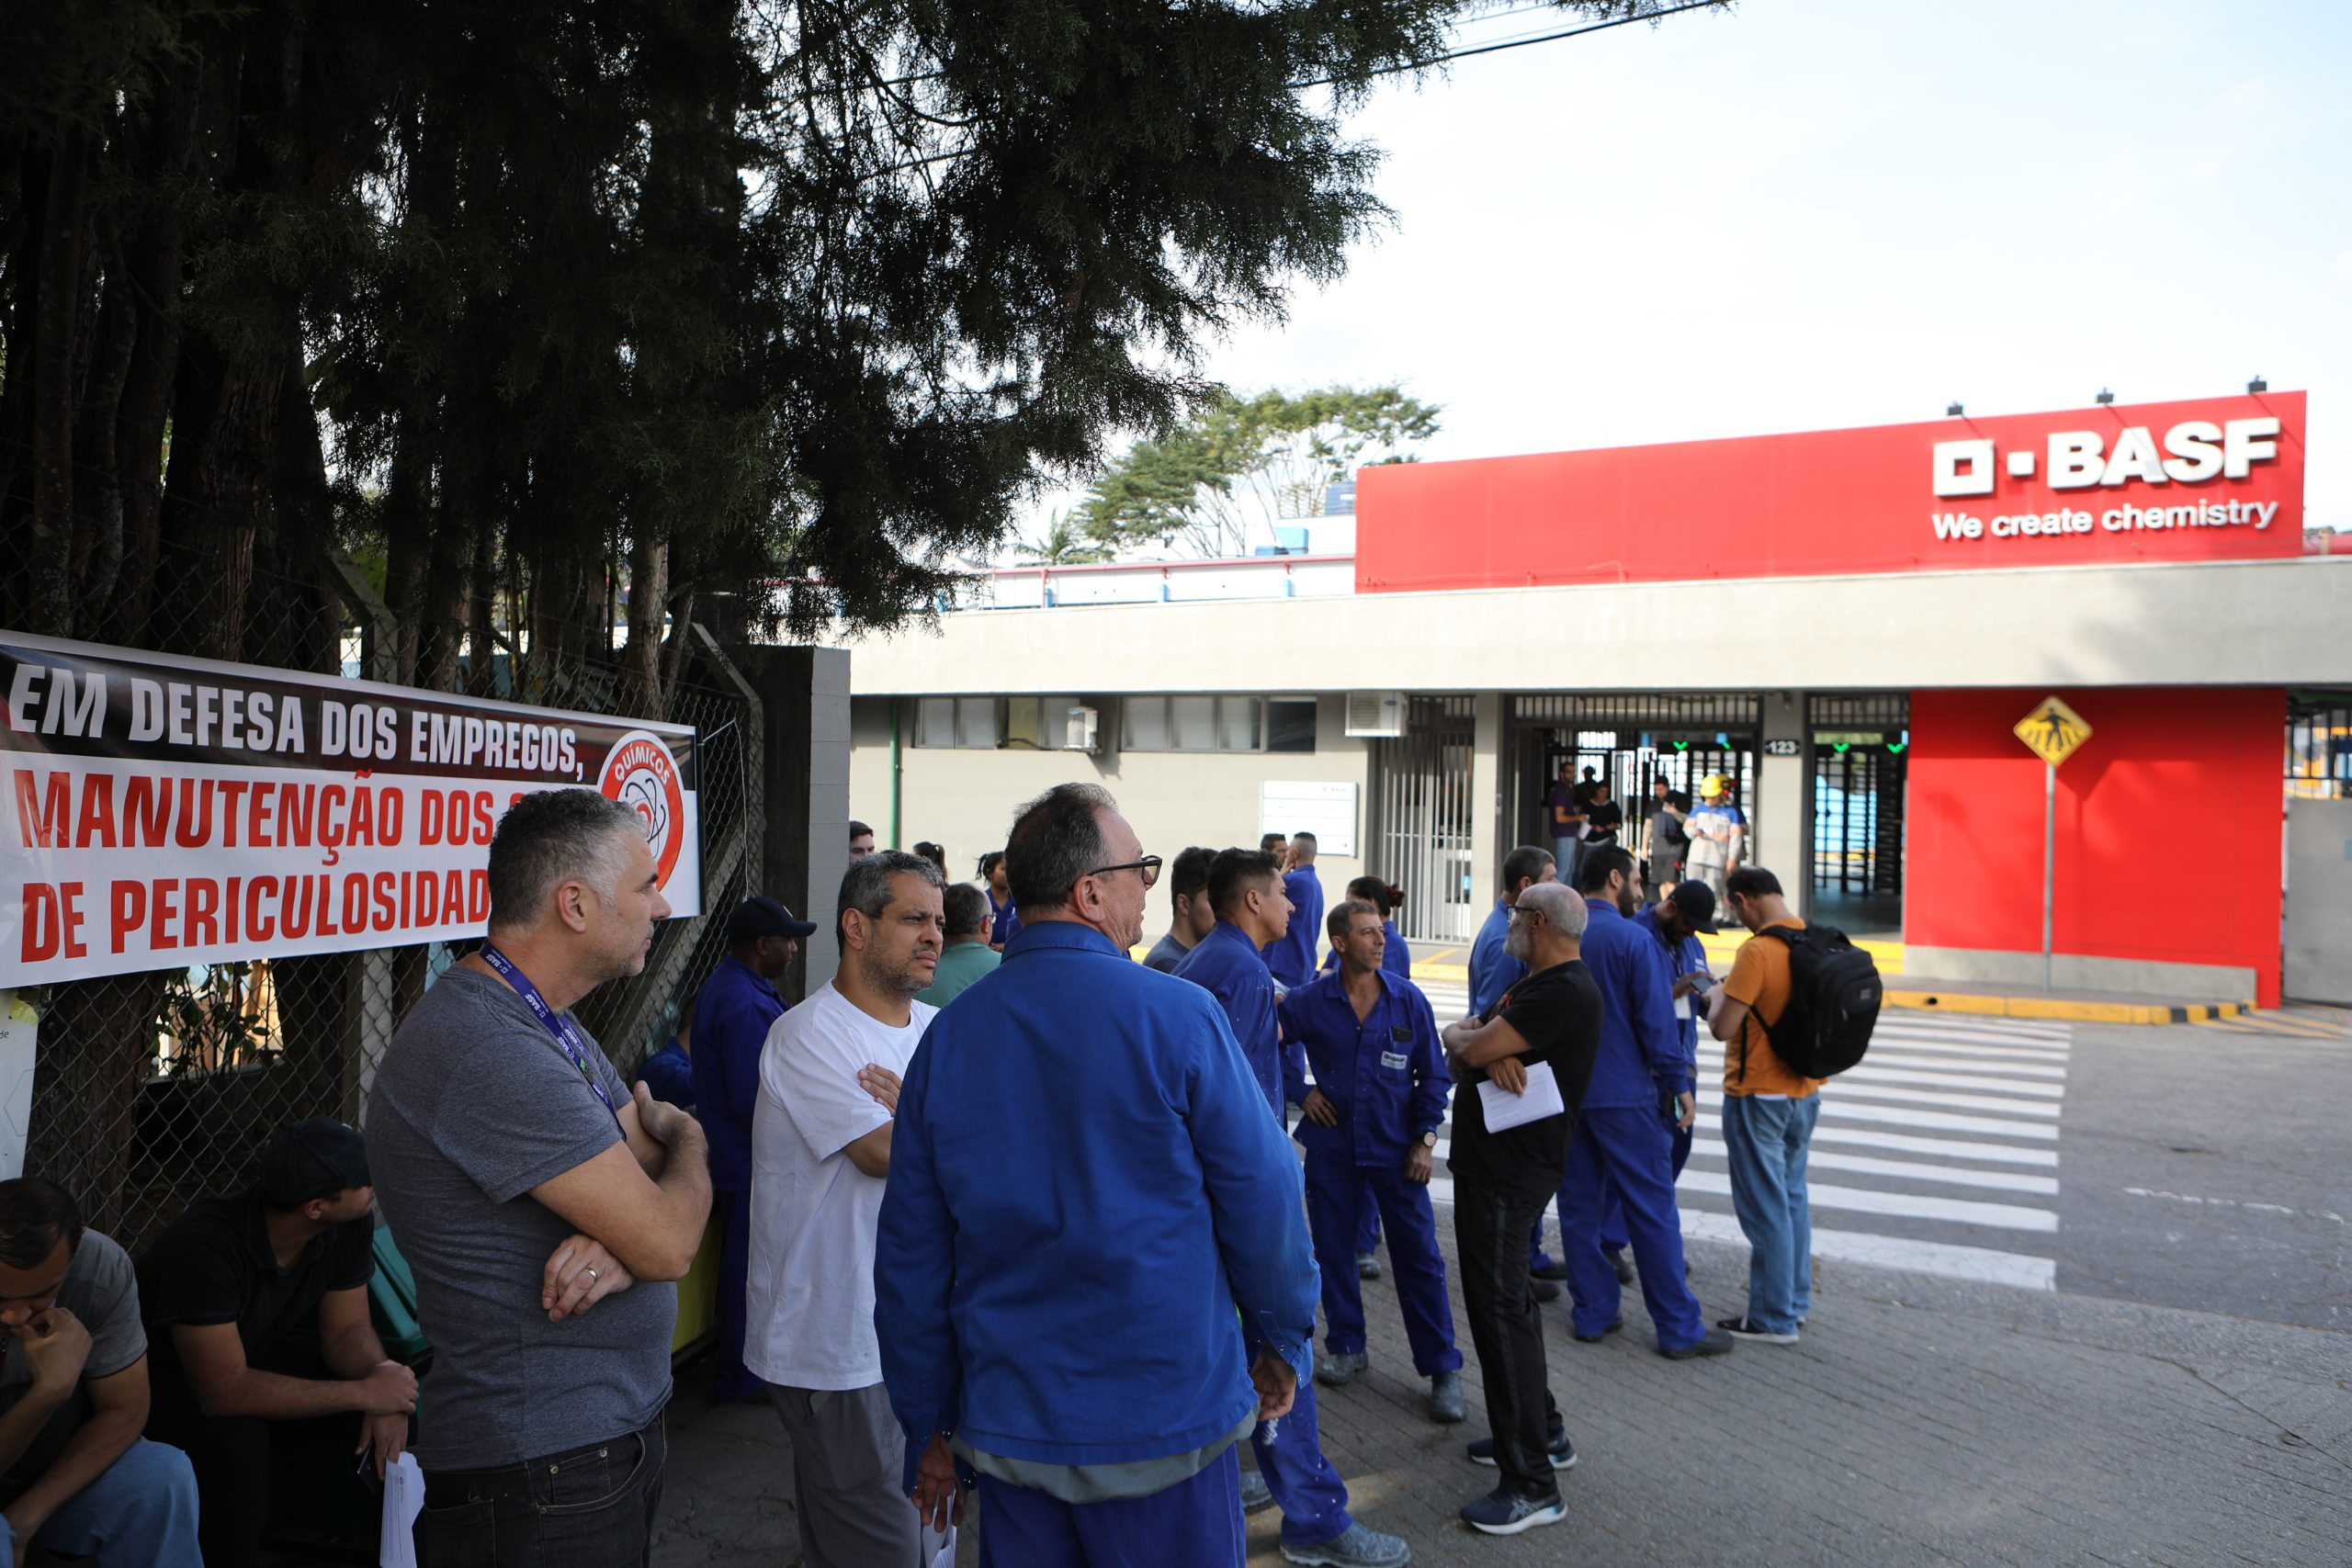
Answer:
[
  {"xmin": 1731, "ymin": 1082, "xmax": 2062, "ymax": 1118},
  {"xmin": 1769, "ymin": 1100, "xmax": 2059, "ymax": 1139},
  {"xmin": 1679, "ymin": 1210, "xmax": 2056, "ymax": 1291},
  {"xmin": 1690, "ymin": 1116, "xmax": 2059, "ymax": 1167},
  {"xmin": 1697, "ymin": 1057, "xmax": 2067, "ymax": 1098},
  {"xmin": 1870, "ymin": 1030, "xmax": 2072, "ymax": 1055},
  {"xmin": 1676, "ymin": 1169, "xmax": 2057, "ymax": 1232},
  {"xmin": 1831, "ymin": 1053, "xmax": 2068, "ymax": 1079},
  {"xmin": 1683, "ymin": 1138, "xmax": 2059, "ymax": 1195}
]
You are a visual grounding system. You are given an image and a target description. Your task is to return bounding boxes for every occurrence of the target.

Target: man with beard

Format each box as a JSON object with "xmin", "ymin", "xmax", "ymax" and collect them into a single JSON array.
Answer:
[{"xmin": 746, "ymin": 851, "xmax": 944, "ymax": 1565}]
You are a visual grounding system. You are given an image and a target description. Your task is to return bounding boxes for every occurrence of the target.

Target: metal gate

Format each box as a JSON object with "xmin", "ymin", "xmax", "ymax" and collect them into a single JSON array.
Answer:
[
  {"xmin": 1510, "ymin": 694, "xmax": 1760, "ymax": 857},
  {"xmin": 1368, "ymin": 695, "xmax": 1478, "ymax": 942},
  {"xmin": 1808, "ymin": 694, "xmax": 1909, "ymax": 901}
]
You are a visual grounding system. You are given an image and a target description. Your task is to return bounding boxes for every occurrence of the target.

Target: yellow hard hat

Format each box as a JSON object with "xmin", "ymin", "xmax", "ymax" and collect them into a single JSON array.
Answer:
[{"xmin": 1700, "ymin": 774, "xmax": 1726, "ymax": 797}]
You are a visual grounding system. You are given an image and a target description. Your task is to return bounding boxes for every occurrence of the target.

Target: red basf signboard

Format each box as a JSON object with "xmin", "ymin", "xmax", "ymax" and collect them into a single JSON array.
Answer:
[{"xmin": 1354, "ymin": 391, "xmax": 2306, "ymax": 592}]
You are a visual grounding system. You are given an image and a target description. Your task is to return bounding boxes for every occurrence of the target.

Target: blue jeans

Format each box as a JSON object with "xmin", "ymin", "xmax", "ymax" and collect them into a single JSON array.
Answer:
[
  {"xmin": 1720, "ymin": 1093, "xmax": 1821, "ymax": 1333},
  {"xmin": 978, "ymin": 1446, "xmax": 1243, "ymax": 1567},
  {"xmin": 1556, "ymin": 1107, "xmax": 1707, "ymax": 1348},
  {"xmin": 0, "ymin": 1437, "xmax": 201, "ymax": 1565},
  {"xmin": 1552, "ymin": 837, "xmax": 1582, "ymax": 887}
]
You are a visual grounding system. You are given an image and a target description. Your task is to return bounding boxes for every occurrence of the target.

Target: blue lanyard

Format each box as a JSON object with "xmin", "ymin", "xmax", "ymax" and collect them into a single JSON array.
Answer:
[{"xmin": 480, "ymin": 942, "xmax": 620, "ymax": 1128}]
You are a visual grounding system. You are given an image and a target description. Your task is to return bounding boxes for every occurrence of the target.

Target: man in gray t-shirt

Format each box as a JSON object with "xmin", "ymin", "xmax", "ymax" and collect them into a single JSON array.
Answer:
[
  {"xmin": 0, "ymin": 1179, "xmax": 200, "ymax": 1563},
  {"xmin": 367, "ymin": 788, "xmax": 710, "ymax": 1566}
]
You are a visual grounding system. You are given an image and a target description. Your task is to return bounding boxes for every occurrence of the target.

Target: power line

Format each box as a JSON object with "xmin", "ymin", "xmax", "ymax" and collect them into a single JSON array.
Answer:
[{"xmin": 1300, "ymin": 0, "xmax": 1731, "ymax": 87}]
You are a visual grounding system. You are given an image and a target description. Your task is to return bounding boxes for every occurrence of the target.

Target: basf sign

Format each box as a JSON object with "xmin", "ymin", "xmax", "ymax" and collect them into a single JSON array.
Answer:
[{"xmin": 1354, "ymin": 391, "xmax": 2305, "ymax": 592}]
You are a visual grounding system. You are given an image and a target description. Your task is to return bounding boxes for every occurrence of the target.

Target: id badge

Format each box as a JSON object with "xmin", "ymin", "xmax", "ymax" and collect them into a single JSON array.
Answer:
[
  {"xmin": 1674, "ymin": 994, "xmax": 1692, "ymax": 1020},
  {"xmin": 1380, "ymin": 1051, "xmax": 1409, "ymax": 1071}
]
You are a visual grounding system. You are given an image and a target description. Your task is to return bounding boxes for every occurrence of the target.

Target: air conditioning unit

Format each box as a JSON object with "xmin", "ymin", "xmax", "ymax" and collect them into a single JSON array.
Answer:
[
  {"xmin": 1344, "ymin": 691, "xmax": 1407, "ymax": 739},
  {"xmin": 1063, "ymin": 704, "xmax": 1102, "ymax": 753}
]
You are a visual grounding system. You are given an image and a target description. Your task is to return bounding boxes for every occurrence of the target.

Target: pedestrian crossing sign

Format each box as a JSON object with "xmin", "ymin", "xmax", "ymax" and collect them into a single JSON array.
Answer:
[{"xmin": 2014, "ymin": 695, "xmax": 2093, "ymax": 767}]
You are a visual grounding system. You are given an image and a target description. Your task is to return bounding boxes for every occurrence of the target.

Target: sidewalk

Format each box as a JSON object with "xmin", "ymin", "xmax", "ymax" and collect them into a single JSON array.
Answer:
[{"xmin": 650, "ymin": 1230, "xmax": 2350, "ymax": 1566}]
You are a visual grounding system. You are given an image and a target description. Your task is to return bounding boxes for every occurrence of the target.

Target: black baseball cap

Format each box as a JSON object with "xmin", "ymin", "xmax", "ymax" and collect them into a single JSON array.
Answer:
[
  {"xmin": 1666, "ymin": 881, "xmax": 1720, "ymax": 934},
  {"xmin": 258, "ymin": 1119, "xmax": 371, "ymax": 1209},
  {"xmin": 726, "ymin": 895, "xmax": 818, "ymax": 944}
]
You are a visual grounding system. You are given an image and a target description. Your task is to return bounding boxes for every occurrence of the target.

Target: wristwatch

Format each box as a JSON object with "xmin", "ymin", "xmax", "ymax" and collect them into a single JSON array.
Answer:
[{"xmin": 1420, "ymin": 1130, "xmax": 1440, "ymax": 1149}]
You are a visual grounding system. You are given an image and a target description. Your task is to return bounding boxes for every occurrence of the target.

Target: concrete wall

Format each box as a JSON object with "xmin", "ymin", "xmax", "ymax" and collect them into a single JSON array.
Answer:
[
  {"xmin": 826, "ymin": 557, "xmax": 2352, "ymax": 697},
  {"xmin": 847, "ymin": 694, "xmax": 1372, "ymax": 959}
]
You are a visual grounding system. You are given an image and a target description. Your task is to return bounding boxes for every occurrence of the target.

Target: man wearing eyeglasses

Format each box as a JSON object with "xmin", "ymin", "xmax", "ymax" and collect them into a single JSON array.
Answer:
[
  {"xmin": 876, "ymin": 786, "xmax": 1323, "ymax": 1568},
  {"xmin": 1173, "ymin": 849, "xmax": 1411, "ymax": 1568}
]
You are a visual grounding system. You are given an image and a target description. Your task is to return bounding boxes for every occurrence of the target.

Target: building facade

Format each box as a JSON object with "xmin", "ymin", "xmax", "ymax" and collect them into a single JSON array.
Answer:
[{"xmin": 838, "ymin": 390, "xmax": 2347, "ymax": 1007}]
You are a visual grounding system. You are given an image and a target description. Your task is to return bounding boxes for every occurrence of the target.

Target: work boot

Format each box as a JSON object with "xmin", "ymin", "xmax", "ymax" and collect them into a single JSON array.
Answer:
[
  {"xmin": 1571, "ymin": 1316, "xmax": 1623, "ymax": 1345},
  {"xmin": 1315, "ymin": 1350, "xmax": 1368, "ymax": 1388},
  {"xmin": 1355, "ymin": 1251, "xmax": 1382, "ymax": 1280},
  {"xmin": 1531, "ymin": 1250, "xmax": 1567, "ymax": 1281},
  {"xmin": 1530, "ymin": 1276, "xmax": 1561, "ymax": 1303},
  {"xmin": 1659, "ymin": 1325, "xmax": 1736, "ymax": 1359},
  {"xmin": 1280, "ymin": 1522, "xmax": 1411, "ymax": 1566},
  {"xmin": 1606, "ymin": 1247, "xmax": 1634, "ymax": 1284},
  {"xmin": 1241, "ymin": 1468, "xmax": 1277, "ymax": 1514},
  {"xmin": 1427, "ymin": 1370, "xmax": 1466, "ymax": 1424}
]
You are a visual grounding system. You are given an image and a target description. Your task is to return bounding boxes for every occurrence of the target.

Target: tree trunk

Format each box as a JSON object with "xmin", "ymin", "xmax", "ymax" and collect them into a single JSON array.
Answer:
[
  {"xmin": 621, "ymin": 531, "xmax": 669, "ymax": 716},
  {"xmin": 26, "ymin": 128, "xmax": 91, "ymax": 636}
]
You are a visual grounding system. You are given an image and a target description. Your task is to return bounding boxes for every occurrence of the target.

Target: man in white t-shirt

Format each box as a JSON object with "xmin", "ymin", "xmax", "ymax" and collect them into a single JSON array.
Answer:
[{"xmin": 746, "ymin": 849, "xmax": 944, "ymax": 1567}]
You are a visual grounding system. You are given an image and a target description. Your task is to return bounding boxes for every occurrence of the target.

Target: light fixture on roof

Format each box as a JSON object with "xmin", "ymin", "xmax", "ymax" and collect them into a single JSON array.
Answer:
[
  {"xmin": 1946, "ymin": 401, "xmax": 1964, "ymax": 417},
  {"xmin": 2095, "ymin": 388, "xmax": 2114, "ymax": 405},
  {"xmin": 2248, "ymin": 376, "xmax": 2267, "ymax": 393}
]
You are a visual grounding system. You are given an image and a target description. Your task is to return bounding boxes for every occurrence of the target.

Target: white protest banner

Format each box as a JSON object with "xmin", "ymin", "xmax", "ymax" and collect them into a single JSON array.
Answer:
[{"xmin": 1, "ymin": 630, "xmax": 702, "ymax": 987}]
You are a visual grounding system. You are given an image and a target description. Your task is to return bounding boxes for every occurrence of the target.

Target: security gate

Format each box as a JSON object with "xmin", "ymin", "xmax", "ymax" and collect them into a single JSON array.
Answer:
[{"xmin": 1367, "ymin": 695, "xmax": 1478, "ymax": 942}]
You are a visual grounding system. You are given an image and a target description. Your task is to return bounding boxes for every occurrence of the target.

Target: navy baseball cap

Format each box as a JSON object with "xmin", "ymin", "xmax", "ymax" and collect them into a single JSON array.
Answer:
[
  {"xmin": 727, "ymin": 896, "xmax": 817, "ymax": 944},
  {"xmin": 1666, "ymin": 881, "xmax": 1720, "ymax": 934},
  {"xmin": 258, "ymin": 1119, "xmax": 370, "ymax": 1208}
]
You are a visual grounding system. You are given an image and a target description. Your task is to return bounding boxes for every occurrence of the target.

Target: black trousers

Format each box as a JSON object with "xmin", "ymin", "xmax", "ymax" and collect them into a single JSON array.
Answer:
[
  {"xmin": 146, "ymin": 1362, "xmax": 384, "ymax": 1568},
  {"xmin": 1454, "ymin": 1178, "xmax": 1566, "ymax": 1499},
  {"xmin": 417, "ymin": 1413, "xmax": 666, "ymax": 1568}
]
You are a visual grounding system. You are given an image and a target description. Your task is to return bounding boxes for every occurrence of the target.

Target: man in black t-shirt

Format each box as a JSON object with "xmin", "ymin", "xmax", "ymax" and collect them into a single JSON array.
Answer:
[
  {"xmin": 138, "ymin": 1119, "xmax": 418, "ymax": 1568},
  {"xmin": 1441, "ymin": 879, "xmax": 1601, "ymax": 1539}
]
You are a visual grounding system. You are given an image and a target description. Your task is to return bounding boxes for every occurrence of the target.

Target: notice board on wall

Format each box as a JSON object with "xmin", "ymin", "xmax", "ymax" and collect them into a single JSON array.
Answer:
[{"xmin": 1260, "ymin": 781, "xmax": 1359, "ymax": 858}]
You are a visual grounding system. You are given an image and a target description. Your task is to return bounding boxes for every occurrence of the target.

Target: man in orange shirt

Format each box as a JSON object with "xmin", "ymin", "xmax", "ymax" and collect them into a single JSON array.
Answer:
[{"xmin": 1700, "ymin": 867, "xmax": 1822, "ymax": 1346}]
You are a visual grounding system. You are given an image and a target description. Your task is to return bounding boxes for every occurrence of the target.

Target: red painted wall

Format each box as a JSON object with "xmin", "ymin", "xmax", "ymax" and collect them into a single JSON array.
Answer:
[
  {"xmin": 1905, "ymin": 687, "xmax": 2284, "ymax": 1005},
  {"xmin": 1356, "ymin": 391, "xmax": 2306, "ymax": 592}
]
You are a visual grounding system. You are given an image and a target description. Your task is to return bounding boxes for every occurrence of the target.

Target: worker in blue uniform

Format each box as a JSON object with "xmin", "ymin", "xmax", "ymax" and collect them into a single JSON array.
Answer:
[
  {"xmin": 1283, "ymin": 899, "xmax": 1464, "ymax": 1425},
  {"xmin": 1468, "ymin": 846, "xmax": 1568, "ymax": 1295},
  {"xmin": 874, "ymin": 785, "xmax": 1317, "ymax": 1568},
  {"xmin": 1634, "ymin": 879, "xmax": 1719, "ymax": 1178},
  {"xmin": 1318, "ymin": 877, "xmax": 1411, "ymax": 1278},
  {"xmin": 688, "ymin": 895, "xmax": 815, "ymax": 1402},
  {"xmin": 1555, "ymin": 847, "xmax": 1733, "ymax": 1359},
  {"xmin": 633, "ymin": 1020, "xmax": 696, "ymax": 1108},
  {"xmin": 1176, "ymin": 848, "xmax": 1411, "ymax": 1568},
  {"xmin": 1264, "ymin": 831, "xmax": 1325, "ymax": 988}
]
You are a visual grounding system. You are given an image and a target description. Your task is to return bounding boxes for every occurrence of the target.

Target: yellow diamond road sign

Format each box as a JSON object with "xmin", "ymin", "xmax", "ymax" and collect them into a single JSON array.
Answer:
[{"xmin": 2015, "ymin": 695, "xmax": 2093, "ymax": 767}]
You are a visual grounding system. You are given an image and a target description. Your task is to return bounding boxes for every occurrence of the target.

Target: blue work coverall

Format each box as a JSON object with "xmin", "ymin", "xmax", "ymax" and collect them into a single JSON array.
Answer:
[
  {"xmin": 1174, "ymin": 921, "xmax": 1356, "ymax": 1550},
  {"xmin": 688, "ymin": 953, "xmax": 786, "ymax": 1402},
  {"xmin": 875, "ymin": 922, "xmax": 1318, "ymax": 1567},
  {"xmin": 1318, "ymin": 920, "xmax": 1410, "ymax": 1258},
  {"xmin": 1265, "ymin": 867, "xmax": 1325, "ymax": 988},
  {"xmin": 1280, "ymin": 969, "xmax": 1461, "ymax": 1376},
  {"xmin": 1555, "ymin": 898, "xmax": 1708, "ymax": 1349},
  {"xmin": 1634, "ymin": 904, "xmax": 1711, "ymax": 1177}
]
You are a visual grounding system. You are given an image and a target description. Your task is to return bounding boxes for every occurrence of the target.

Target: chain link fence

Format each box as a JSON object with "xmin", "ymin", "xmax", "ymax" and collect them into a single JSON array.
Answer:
[{"xmin": 19, "ymin": 556, "xmax": 763, "ymax": 1258}]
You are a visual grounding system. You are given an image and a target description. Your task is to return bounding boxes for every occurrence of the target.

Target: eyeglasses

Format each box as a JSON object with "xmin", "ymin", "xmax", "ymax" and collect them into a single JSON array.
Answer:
[
  {"xmin": 1509, "ymin": 905, "xmax": 1544, "ymax": 922},
  {"xmin": 1083, "ymin": 856, "xmax": 1163, "ymax": 890}
]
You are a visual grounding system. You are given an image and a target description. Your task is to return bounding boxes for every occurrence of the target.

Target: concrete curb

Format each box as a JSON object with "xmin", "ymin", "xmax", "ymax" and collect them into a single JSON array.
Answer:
[{"xmin": 1883, "ymin": 987, "xmax": 2254, "ymax": 1026}]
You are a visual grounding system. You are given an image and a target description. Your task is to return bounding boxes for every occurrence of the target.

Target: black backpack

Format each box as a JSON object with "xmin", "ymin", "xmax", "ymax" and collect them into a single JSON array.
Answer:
[{"xmin": 1754, "ymin": 923, "xmax": 1880, "ymax": 1078}]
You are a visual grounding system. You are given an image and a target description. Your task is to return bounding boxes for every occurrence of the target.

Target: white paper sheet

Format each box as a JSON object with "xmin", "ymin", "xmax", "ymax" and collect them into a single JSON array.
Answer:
[
  {"xmin": 1476, "ymin": 1061, "xmax": 1565, "ymax": 1132},
  {"xmin": 926, "ymin": 1523, "xmax": 959, "ymax": 1566},
  {"xmin": 379, "ymin": 1451, "xmax": 423, "ymax": 1567}
]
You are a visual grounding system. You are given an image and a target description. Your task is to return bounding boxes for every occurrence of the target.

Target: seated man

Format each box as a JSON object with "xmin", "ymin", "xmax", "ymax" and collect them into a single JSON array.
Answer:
[
  {"xmin": 636, "ymin": 1017, "xmax": 697, "ymax": 1109},
  {"xmin": 138, "ymin": 1119, "xmax": 418, "ymax": 1568},
  {"xmin": 0, "ymin": 1178, "xmax": 200, "ymax": 1565}
]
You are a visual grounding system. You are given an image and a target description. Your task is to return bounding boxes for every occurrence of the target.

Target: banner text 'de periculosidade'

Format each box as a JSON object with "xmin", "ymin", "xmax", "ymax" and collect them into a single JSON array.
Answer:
[{"xmin": 0, "ymin": 631, "xmax": 703, "ymax": 987}]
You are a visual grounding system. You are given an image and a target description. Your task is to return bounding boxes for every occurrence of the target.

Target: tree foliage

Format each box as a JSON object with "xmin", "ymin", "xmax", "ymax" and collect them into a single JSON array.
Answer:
[
  {"xmin": 1076, "ymin": 384, "xmax": 1441, "ymax": 558},
  {"xmin": 0, "ymin": 1, "xmax": 1657, "ymax": 690}
]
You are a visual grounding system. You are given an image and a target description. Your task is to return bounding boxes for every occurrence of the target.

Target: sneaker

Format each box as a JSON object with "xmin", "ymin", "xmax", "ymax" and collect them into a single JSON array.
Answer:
[
  {"xmin": 1315, "ymin": 1350, "xmax": 1369, "ymax": 1388},
  {"xmin": 1355, "ymin": 1251, "xmax": 1383, "ymax": 1280},
  {"xmin": 1531, "ymin": 1254, "xmax": 1568, "ymax": 1281},
  {"xmin": 1241, "ymin": 1468, "xmax": 1278, "ymax": 1514},
  {"xmin": 1466, "ymin": 1431, "xmax": 1577, "ymax": 1470},
  {"xmin": 1427, "ymin": 1370, "xmax": 1466, "ymax": 1424},
  {"xmin": 1718, "ymin": 1314, "xmax": 1800, "ymax": 1345},
  {"xmin": 1659, "ymin": 1326, "xmax": 1736, "ymax": 1359},
  {"xmin": 1606, "ymin": 1247, "xmax": 1634, "ymax": 1284},
  {"xmin": 1459, "ymin": 1486, "xmax": 1566, "ymax": 1536},
  {"xmin": 1281, "ymin": 1521, "xmax": 1411, "ymax": 1566},
  {"xmin": 1529, "ymin": 1276, "xmax": 1562, "ymax": 1303},
  {"xmin": 1571, "ymin": 1316, "xmax": 1623, "ymax": 1345}
]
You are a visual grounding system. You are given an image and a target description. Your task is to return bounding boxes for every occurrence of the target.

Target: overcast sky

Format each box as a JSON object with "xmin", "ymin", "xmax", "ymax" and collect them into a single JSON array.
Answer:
[{"xmin": 1025, "ymin": 0, "xmax": 2351, "ymax": 550}]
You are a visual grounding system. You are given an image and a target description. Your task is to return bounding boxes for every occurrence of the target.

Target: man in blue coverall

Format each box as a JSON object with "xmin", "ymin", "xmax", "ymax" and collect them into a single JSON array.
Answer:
[
  {"xmin": 1634, "ymin": 879, "xmax": 1719, "ymax": 1179},
  {"xmin": 688, "ymin": 895, "xmax": 815, "ymax": 1402},
  {"xmin": 873, "ymin": 785, "xmax": 1317, "ymax": 1568},
  {"xmin": 1283, "ymin": 900, "xmax": 1464, "ymax": 1425},
  {"xmin": 1265, "ymin": 831, "xmax": 1325, "ymax": 988},
  {"xmin": 1555, "ymin": 846, "xmax": 1734, "ymax": 1359},
  {"xmin": 1467, "ymin": 846, "xmax": 1568, "ymax": 1299},
  {"xmin": 1176, "ymin": 849, "xmax": 1410, "ymax": 1568}
]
